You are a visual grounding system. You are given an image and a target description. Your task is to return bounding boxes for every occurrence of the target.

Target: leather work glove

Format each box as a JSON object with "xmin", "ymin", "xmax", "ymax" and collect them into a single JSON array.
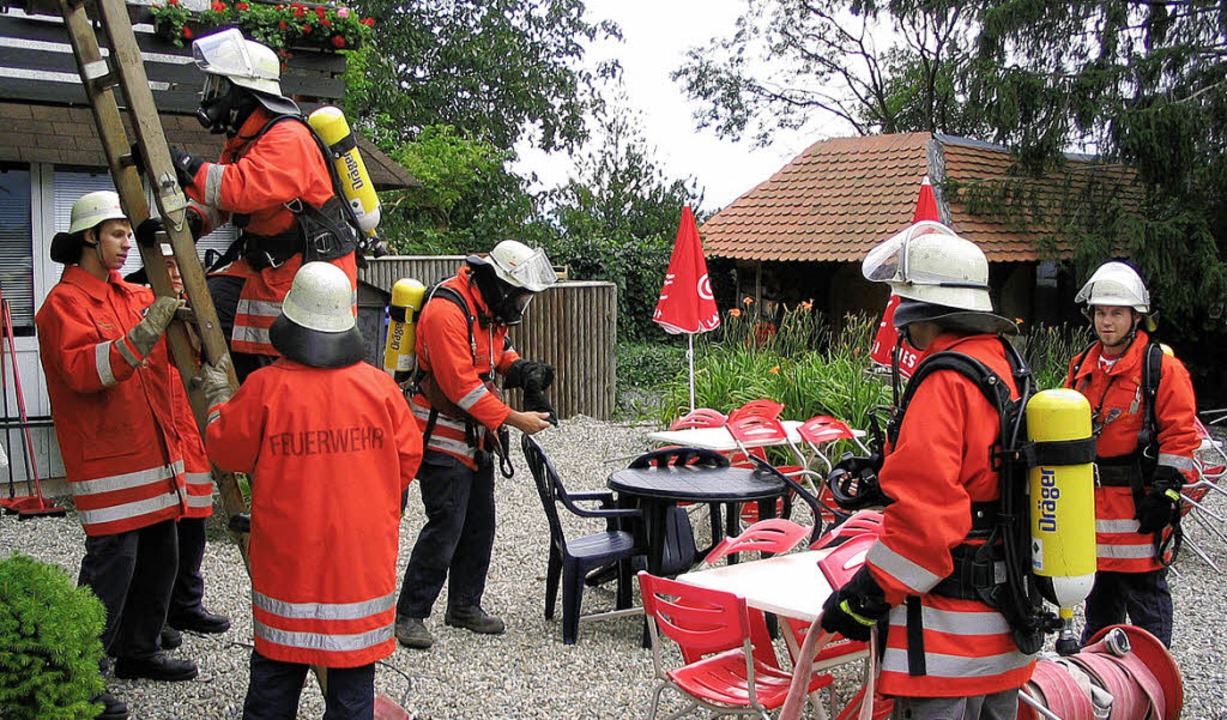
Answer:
[
  {"xmin": 504, "ymin": 359, "xmax": 556, "ymax": 392},
  {"xmin": 820, "ymin": 566, "xmax": 890, "ymax": 642},
  {"xmin": 169, "ymin": 146, "xmax": 207, "ymax": 188},
  {"xmin": 127, "ymin": 296, "xmax": 182, "ymax": 358},
  {"xmin": 1137, "ymin": 466, "xmax": 1184, "ymax": 534},
  {"xmin": 200, "ymin": 355, "xmax": 235, "ymax": 410}
]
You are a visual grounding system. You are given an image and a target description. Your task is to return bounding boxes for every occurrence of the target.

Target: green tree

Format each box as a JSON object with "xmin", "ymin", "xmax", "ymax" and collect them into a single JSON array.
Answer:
[
  {"xmin": 344, "ymin": 0, "xmax": 620, "ymax": 151},
  {"xmin": 542, "ymin": 104, "xmax": 704, "ymax": 341}
]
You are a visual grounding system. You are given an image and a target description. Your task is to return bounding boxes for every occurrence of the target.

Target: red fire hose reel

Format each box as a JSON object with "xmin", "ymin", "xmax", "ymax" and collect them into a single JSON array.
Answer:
[{"xmin": 1018, "ymin": 625, "xmax": 1182, "ymax": 720}]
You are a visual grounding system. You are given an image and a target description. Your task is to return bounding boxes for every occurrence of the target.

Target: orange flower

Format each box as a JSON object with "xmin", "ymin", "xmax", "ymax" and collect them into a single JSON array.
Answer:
[
  {"xmin": 728, "ymin": 308, "xmax": 742, "ymax": 318},
  {"xmin": 742, "ymin": 296, "xmax": 754, "ymax": 306},
  {"xmin": 768, "ymin": 365, "xmax": 780, "ymax": 375},
  {"xmin": 799, "ymin": 299, "xmax": 813, "ymax": 311}
]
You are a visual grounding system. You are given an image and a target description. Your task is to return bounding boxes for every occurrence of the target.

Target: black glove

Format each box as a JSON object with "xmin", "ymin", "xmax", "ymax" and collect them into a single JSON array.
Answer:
[
  {"xmin": 524, "ymin": 388, "xmax": 558, "ymax": 426},
  {"xmin": 135, "ymin": 217, "xmax": 163, "ymax": 248},
  {"xmin": 820, "ymin": 567, "xmax": 890, "ymax": 642},
  {"xmin": 827, "ymin": 452, "xmax": 889, "ymax": 510},
  {"xmin": 169, "ymin": 146, "xmax": 206, "ymax": 188},
  {"xmin": 1137, "ymin": 466, "xmax": 1184, "ymax": 534},
  {"xmin": 505, "ymin": 359, "xmax": 555, "ymax": 392}
]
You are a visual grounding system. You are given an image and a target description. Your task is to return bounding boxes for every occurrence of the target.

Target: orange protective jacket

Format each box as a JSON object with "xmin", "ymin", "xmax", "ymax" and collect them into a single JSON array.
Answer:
[
  {"xmin": 185, "ymin": 108, "xmax": 357, "ymax": 357},
  {"xmin": 170, "ymin": 370, "xmax": 213, "ymax": 519},
  {"xmin": 35, "ymin": 267, "xmax": 188, "ymax": 536},
  {"xmin": 865, "ymin": 334, "xmax": 1035, "ymax": 698},
  {"xmin": 1065, "ymin": 331, "xmax": 1199, "ymax": 572},
  {"xmin": 411, "ymin": 268, "xmax": 520, "ymax": 470},
  {"xmin": 205, "ymin": 360, "xmax": 422, "ymax": 668}
]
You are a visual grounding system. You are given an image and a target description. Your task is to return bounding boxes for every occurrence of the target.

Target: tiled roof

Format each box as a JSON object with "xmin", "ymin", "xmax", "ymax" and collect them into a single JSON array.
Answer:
[
  {"xmin": 0, "ymin": 102, "xmax": 417, "ymax": 190},
  {"xmin": 701, "ymin": 132, "xmax": 1140, "ymax": 263}
]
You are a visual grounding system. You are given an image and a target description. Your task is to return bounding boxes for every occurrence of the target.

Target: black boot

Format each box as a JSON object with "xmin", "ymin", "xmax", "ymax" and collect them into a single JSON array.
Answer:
[{"xmin": 93, "ymin": 691, "xmax": 129, "ymax": 720}]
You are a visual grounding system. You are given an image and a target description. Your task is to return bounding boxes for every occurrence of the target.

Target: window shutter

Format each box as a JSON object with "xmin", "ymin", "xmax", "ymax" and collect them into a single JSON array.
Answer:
[{"xmin": 0, "ymin": 166, "xmax": 33, "ymax": 328}]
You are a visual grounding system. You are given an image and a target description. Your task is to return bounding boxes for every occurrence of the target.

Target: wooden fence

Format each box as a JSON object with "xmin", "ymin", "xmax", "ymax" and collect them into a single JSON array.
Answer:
[{"xmin": 358, "ymin": 258, "xmax": 617, "ymax": 420}]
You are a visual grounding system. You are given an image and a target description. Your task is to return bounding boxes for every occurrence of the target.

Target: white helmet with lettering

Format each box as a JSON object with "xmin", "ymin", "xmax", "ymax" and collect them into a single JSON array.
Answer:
[
  {"xmin": 1075, "ymin": 261, "xmax": 1150, "ymax": 313},
  {"xmin": 863, "ymin": 221, "xmax": 1016, "ymax": 334},
  {"xmin": 271, "ymin": 262, "xmax": 365, "ymax": 368}
]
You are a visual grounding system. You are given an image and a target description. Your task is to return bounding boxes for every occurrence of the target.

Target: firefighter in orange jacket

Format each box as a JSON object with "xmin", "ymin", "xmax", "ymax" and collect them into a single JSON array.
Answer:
[
  {"xmin": 36, "ymin": 192, "xmax": 199, "ymax": 720},
  {"xmin": 153, "ymin": 28, "xmax": 358, "ymax": 383},
  {"xmin": 126, "ymin": 241, "xmax": 231, "ymax": 647},
  {"xmin": 394, "ymin": 240, "xmax": 557, "ymax": 650},
  {"xmin": 821, "ymin": 223, "xmax": 1035, "ymax": 719},
  {"xmin": 1065, "ymin": 261, "xmax": 1198, "ymax": 648},
  {"xmin": 203, "ymin": 262, "xmax": 423, "ymax": 719}
]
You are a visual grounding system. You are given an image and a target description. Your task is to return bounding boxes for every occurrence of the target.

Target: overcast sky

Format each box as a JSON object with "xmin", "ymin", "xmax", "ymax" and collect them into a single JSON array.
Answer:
[{"xmin": 514, "ymin": 0, "xmax": 843, "ymax": 214}]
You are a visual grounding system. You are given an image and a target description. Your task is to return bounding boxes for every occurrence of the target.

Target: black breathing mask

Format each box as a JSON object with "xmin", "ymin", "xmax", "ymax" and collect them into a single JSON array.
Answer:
[
  {"xmin": 467, "ymin": 257, "xmax": 534, "ymax": 326},
  {"xmin": 196, "ymin": 75, "xmax": 258, "ymax": 136}
]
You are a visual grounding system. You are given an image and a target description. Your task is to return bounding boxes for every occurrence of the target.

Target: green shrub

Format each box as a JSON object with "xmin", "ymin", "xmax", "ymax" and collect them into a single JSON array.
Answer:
[
  {"xmin": 616, "ymin": 340, "xmax": 687, "ymax": 393},
  {"xmin": 0, "ymin": 554, "xmax": 105, "ymax": 720},
  {"xmin": 1017, "ymin": 323, "xmax": 1093, "ymax": 391}
]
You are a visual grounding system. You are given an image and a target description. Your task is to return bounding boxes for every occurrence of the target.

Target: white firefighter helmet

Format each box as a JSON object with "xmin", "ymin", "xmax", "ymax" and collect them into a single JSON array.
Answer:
[
  {"xmin": 1075, "ymin": 261, "xmax": 1150, "ymax": 313},
  {"xmin": 488, "ymin": 240, "xmax": 558, "ymax": 293},
  {"xmin": 864, "ymin": 221, "xmax": 1016, "ymax": 335},
  {"xmin": 863, "ymin": 221, "xmax": 993, "ymax": 311},
  {"xmin": 281, "ymin": 262, "xmax": 355, "ymax": 333},
  {"xmin": 192, "ymin": 28, "xmax": 283, "ymax": 97},
  {"xmin": 68, "ymin": 191, "xmax": 127, "ymax": 234}
]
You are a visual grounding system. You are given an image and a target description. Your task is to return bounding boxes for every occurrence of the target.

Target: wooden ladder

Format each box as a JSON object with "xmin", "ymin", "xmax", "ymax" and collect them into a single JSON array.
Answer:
[{"xmin": 56, "ymin": 0, "xmax": 250, "ymax": 562}]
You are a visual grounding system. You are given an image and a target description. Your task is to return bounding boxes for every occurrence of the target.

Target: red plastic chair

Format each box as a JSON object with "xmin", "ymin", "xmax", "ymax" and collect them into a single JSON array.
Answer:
[
  {"xmin": 638, "ymin": 571, "xmax": 832, "ymax": 720},
  {"xmin": 727, "ymin": 399, "xmax": 785, "ymax": 424},
  {"xmin": 810, "ymin": 510, "xmax": 885, "ymax": 550},
  {"xmin": 669, "ymin": 407, "xmax": 729, "ymax": 431},
  {"xmin": 703, "ymin": 518, "xmax": 811, "ymax": 567},
  {"xmin": 725, "ymin": 415, "xmax": 805, "ymax": 526}
]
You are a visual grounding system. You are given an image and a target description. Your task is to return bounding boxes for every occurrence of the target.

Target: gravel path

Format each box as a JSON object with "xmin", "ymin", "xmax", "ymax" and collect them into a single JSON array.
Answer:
[{"xmin": 3, "ymin": 416, "xmax": 1226, "ymax": 718}]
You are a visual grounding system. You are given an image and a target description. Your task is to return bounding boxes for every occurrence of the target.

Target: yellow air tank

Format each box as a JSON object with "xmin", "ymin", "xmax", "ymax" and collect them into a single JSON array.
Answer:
[
  {"xmin": 307, "ymin": 106, "xmax": 382, "ymax": 234},
  {"xmin": 1026, "ymin": 388, "xmax": 1097, "ymax": 655},
  {"xmin": 383, "ymin": 279, "xmax": 426, "ymax": 381}
]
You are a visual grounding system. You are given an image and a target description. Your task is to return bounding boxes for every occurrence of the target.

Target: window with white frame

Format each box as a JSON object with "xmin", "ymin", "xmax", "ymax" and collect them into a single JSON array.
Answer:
[{"xmin": 0, "ymin": 163, "xmax": 34, "ymax": 333}]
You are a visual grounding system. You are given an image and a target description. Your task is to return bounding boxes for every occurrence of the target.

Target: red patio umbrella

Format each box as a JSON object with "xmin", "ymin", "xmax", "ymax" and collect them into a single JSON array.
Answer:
[
  {"xmin": 654, "ymin": 206, "xmax": 720, "ymax": 410},
  {"xmin": 868, "ymin": 177, "xmax": 939, "ymax": 377}
]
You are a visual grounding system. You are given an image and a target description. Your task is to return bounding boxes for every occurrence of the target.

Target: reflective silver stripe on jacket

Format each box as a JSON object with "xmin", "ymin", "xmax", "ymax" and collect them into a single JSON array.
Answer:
[
  {"xmin": 78, "ymin": 491, "xmax": 181, "ymax": 526},
  {"xmin": 232, "ymin": 326, "xmax": 271, "ymax": 346},
  {"xmin": 887, "ymin": 604, "xmax": 1013, "ymax": 637},
  {"xmin": 867, "ymin": 541, "xmax": 942, "ymax": 595},
  {"xmin": 456, "ymin": 384, "xmax": 489, "ymax": 411},
  {"xmin": 882, "ymin": 647, "xmax": 1032, "ymax": 679},
  {"xmin": 254, "ymin": 621, "xmax": 393, "ymax": 654},
  {"xmin": 235, "ymin": 299, "xmax": 283, "ymax": 318},
  {"xmin": 207, "ymin": 408, "xmax": 222, "ymax": 426},
  {"xmin": 72, "ymin": 460, "xmax": 186, "ymax": 497},
  {"xmin": 204, "ymin": 164, "xmax": 225, "ymax": 207},
  {"xmin": 410, "ymin": 403, "xmax": 478, "ymax": 457},
  {"xmin": 1157, "ymin": 453, "xmax": 1195, "ymax": 472},
  {"xmin": 186, "ymin": 494, "xmax": 214, "ymax": 508},
  {"xmin": 115, "ymin": 335, "xmax": 141, "ymax": 368},
  {"xmin": 185, "ymin": 471, "xmax": 212, "ymax": 488},
  {"xmin": 1096, "ymin": 542, "xmax": 1155, "ymax": 559},
  {"xmin": 96, "ymin": 341, "xmax": 118, "ymax": 387},
  {"xmin": 253, "ymin": 590, "xmax": 396, "ymax": 621},
  {"xmin": 1097, "ymin": 518, "xmax": 1140, "ymax": 533}
]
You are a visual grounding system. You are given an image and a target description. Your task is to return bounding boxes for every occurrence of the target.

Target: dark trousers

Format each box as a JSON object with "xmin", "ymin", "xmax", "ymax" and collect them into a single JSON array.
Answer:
[
  {"xmin": 397, "ymin": 451, "xmax": 495, "ymax": 617},
  {"xmin": 79, "ymin": 519, "xmax": 178, "ymax": 661},
  {"xmin": 208, "ymin": 274, "xmax": 276, "ymax": 383},
  {"xmin": 1081, "ymin": 568, "xmax": 1173, "ymax": 647},
  {"xmin": 242, "ymin": 651, "xmax": 375, "ymax": 720},
  {"xmin": 891, "ymin": 689, "xmax": 1018, "ymax": 719},
  {"xmin": 169, "ymin": 517, "xmax": 207, "ymax": 620}
]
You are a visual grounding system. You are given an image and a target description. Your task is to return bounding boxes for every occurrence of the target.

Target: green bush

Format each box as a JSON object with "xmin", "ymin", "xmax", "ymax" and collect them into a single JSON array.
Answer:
[
  {"xmin": 617, "ymin": 340, "xmax": 687, "ymax": 393},
  {"xmin": 1017, "ymin": 323, "xmax": 1093, "ymax": 391},
  {"xmin": 0, "ymin": 554, "xmax": 105, "ymax": 720}
]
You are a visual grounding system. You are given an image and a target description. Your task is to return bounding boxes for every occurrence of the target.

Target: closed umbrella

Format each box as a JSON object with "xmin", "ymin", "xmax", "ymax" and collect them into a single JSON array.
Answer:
[{"xmin": 654, "ymin": 206, "xmax": 720, "ymax": 411}]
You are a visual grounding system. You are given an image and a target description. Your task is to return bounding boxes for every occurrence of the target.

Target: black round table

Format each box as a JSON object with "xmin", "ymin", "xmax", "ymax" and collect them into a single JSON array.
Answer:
[{"xmin": 607, "ymin": 464, "xmax": 786, "ymax": 575}]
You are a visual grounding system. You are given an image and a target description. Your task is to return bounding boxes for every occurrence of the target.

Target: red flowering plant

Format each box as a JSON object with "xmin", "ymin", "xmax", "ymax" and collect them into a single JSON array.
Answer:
[{"xmin": 150, "ymin": 0, "xmax": 373, "ymax": 51}]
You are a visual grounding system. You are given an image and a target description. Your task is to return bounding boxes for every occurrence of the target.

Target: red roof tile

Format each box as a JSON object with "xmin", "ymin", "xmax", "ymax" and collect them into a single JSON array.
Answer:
[{"xmin": 701, "ymin": 132, "xmax": 1140, "ymax": 263}]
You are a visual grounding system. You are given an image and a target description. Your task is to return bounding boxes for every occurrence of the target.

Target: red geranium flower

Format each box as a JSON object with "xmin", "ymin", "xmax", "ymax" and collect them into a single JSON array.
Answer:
[
  {"xmin": 167, "ymin": 0, "xmax": 179, "ymax": 5},
  {"xmin": 301, "ymin": 23, "xmax": 312, "ymax": 33},
  {"xmin": 359, "ymin": 17, "xmax": 374, "ymax": 26},
  {"xmin": 331, "ymin": 35, "xmax": 346, "ymax": 48},
  {"xmin": 182, "ymin": 26, "xmax": 193, "ymax": 38},
  {"xmin": 236, "ymin": 2, "xmax": 248, "ymax": 9},
  {"xmin": 320, "ymin": 18, "xmax": 331, "ymax": 27},
  {"xmin": 210, "ymin": 1, "xmax": 225, "ymax": 11},
  {"xmin": 278, "ymin": 20, "xmax": 287, "ymax": 29},
  {"xmin": 292, "ymin": 5, "xmax": 304, "ymax": 16},
  {"xmin": 314, "ymin": 6, "xmax": 326, "ymax": 19}
]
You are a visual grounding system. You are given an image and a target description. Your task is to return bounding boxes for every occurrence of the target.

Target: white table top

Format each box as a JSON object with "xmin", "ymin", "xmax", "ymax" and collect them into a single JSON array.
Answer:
[
  {"xmin": 676, "ymin": 549, "xmax": 842, "ymax": 623},
  {"xmin": 645, "ymin": 420, "xmax": 805, "ymax": 452}
]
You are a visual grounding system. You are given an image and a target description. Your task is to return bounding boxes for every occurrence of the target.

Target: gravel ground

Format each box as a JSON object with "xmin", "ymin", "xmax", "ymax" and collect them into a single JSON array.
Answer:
[{"xmin": 3, "ymin": 416, "xmax": 1227, "ymax": 719}]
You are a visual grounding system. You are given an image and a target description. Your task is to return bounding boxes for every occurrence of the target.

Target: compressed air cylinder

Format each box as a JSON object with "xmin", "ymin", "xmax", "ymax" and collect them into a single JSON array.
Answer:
[
  {"xmin": 1026, "ymin": 389, "xmax": 1097, "ymax": 625},
  {"xmin": 307, "ymin": 105, "xmax": 382, "ymax": 233},
  {"xmin": 383, "ymin": 279, "xmax": 426, "ymax": 380}
]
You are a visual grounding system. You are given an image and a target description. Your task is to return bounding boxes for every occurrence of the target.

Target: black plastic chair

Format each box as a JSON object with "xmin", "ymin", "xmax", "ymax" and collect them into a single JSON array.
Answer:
[{"xmin": 522, "ymin": 435, "xmax": 643, "ymax": 644}]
